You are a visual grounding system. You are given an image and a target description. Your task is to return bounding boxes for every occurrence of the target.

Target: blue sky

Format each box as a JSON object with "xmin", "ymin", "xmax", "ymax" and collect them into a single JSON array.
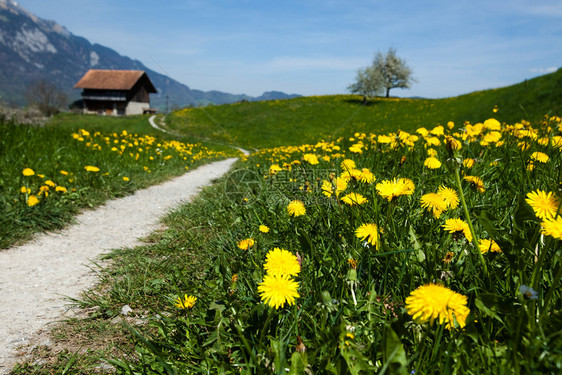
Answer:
[{"xmin": 18, "ymin": 0, "xmax": 562, "ymax": 98}]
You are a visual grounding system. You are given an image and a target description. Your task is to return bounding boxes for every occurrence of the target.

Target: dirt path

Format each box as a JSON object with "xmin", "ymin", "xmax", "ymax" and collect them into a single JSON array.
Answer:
[{"xmin": 0, "ymin": 158, "xmax": 238, "ymax": 373}]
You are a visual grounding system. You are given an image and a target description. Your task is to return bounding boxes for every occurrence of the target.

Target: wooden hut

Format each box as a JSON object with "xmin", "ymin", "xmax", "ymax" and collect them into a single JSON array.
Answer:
[{"xmin": 74, "ymin": 70, "xmax": 157, "ymax": 115}]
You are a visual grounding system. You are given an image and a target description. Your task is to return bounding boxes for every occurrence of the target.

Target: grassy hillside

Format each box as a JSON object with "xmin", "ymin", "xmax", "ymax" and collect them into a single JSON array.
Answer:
[{"xmin": 166, "ymin": 69, "xmax": 562, "ymax": 149}]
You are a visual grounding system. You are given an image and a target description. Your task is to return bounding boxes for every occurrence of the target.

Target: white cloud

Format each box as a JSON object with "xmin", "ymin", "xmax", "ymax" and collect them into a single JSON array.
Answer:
[{"xmin": 529, "ymin": 67, "xmax": 558, "ymax": 74}]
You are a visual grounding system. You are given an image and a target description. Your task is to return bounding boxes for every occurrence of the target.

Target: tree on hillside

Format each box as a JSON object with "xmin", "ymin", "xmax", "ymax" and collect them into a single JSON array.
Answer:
[
  {"xmin": 348, "ymin": 48, "xmax": 415, "ymax": 101},
  {"xmin": 25, "ymin": 79, "xmax": 67, "ymax": 116},
  {"xmin": 347, "ymin": 65, "xmax": 384, "ymax": 103}
]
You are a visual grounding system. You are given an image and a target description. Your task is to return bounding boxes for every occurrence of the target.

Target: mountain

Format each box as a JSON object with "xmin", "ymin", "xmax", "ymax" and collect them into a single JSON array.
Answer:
[{"xmin": 0, "ymin": 0, "xmax": 300, "ymax": 110}]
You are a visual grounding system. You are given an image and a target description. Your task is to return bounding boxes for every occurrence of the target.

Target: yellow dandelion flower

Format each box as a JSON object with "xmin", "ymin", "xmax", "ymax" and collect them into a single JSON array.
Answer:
[
  {"xmin": 341, "ymin": 192, "xmax": 368, "ymax": 206},
  {"xmin": 518, "ymin": 141, "xmax": 531, "ymax": 151},
  {"xmin": 378, "ymin": 134, "xmax": 394, "ymax": 143},
  {"xmin": 237, "ymin": 238, "xmax": 255, "ymax": 250},
  {"xmin": 445, "ymin": 135, "xmax": 462, "ymax": 151},
  {"xmin": 426, "ymin": 148, "xmax": 438, "ymax": 157},
  {"xmin": 406, "ymin": 283, "xmax": 470, "ymax": 329},
  {"xmin": 27, "ymin": 195, "xmax": 39, "ymax": 207},
  {"xmin": 20, "ymin": 186, "xmax": 28, "ymax": 194},
  {"xmin": 425, "ymin": 136, "xmax": 441, "ymax": 146},
  {"xmin": 84, "ymin": 165, "xmax": 100, "ymax": 172},
  {"xmin": 22, "ymin": 168, "xmax": 35, "ymax": 176},
  {"xmin": 420, "ymin": 193, "xmax": 447, "ymax": 218},
  {"xmin": 263, "ymin": 248, "xmax": 301, "ymax": 277},
  {"xmin": 479, "ymin": 238, "xmax": 502, "ymax": 254},
  {"xmin": 123, "ymin": 176, "xmax": 130, "ymax": 182},
  {"xmin": 303, "ymin": 153, "xmax": 319, "ymax": 165},
  {"xmin": 443, "ymin": 252, "xmax": 454, "ymax": 263},
  {"xmin": 538, "ymin": 137, "xmax": 550, "ymax": 146},
  {"xmin": 442, "ymin": 218, "xmax": 473, "ymax": 242},
  {"xmin": 60, "ymin": 170, "xmax": 68, "ymax": 176},
  {"xmin": 269, "ymin": 164, "xmax": 282, "ymax": 175},
  {"xmin": 530, "ymin": 152, "xmax": 549, "ymax": 163},
  {"xmin": 483, "ymin": 118, "xmax": 501, "ymax": 131},
  {"xmin": 38, "ymin": 185, "xmax": 50, "ymax": 196},
  {"xmin": 258, "ymin": 274, "xmax": 300, "ymax": 309},
  {"xmin": 541, "ymin": 216, "xmax": 562, "ymax": 240},
  {"xmin": 287, "ymin": 200, "xmax": 306, "ymax": 217},
  {"xmin": 341, "ymin": 169, "xmax": 362, "ymax": 181},
  {"xmin": 463, "ymin": 175, "xmax": 485, "ymax": 193},
  {"xmin": 174, "ymin": 294, "xmax": 197, "ymax": 309},
  {"xmin": 259, "ymin": 225, "xmax": 270, "ymax": 233},
  {"xmin": 347, "ymin": 258, "xmax": 358, "ymax": 269},
  {"xmin": 55, "ymin": 186, "xmax": 67, "ymax": 193},
  {"xmin": 349, "ymin": 143, "xmax": 363, "ymax": 154},
  {"xmin": 335, "ymin": 177, "xmax": 348, "ymax": 197},
  {"xmin": 355, "ymin": 223, "xmax": 380, "ymax": 249},
  {"xmin": 376, "ymin": 178, "xmax": 415, "ymax": 201},
  {"xmin": 430, "ymin": 125, "xmax": 444, "ymax": 136},
  {"xmin": 424, "ymin": 156, "xmax": 442, "ymax": 169},
  {"xmin": 321, "ymin": 180, "xmax": 334, "ymax": 197},
  {"xmin": 525, "ymin": 190, "xmax": 559, "ymax": 220},
  {"xmin": 45, "ymin": 180, "xmax": 55, "ymax": 187},
  {"xmin": 416, "ymin": 127, "xmax": 429, "ymax": 137},
  {"xmin": 437, "ymin": 186, "xmax": 459, "ymax": 210},
  {"xmin": 463, "ymin": 158, "xmax": 475, "ymax": 168},
  {"xmin": 482, "ymin": 131, "xmax": 502, "ymax": 144},
  {"xmin": 358, "ymin": 168, "xmax": 375, "ymax": 184},
  {"xmin": 466, "ymin": 123, "xmax": 484, "ymax": 137},
  {"xmin": 341, "ymin": 159, "xmax": 356, "ymax": 172}
]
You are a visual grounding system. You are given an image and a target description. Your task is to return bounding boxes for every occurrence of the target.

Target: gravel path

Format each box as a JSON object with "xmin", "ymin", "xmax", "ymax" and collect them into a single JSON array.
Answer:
[{"xmin": 0, "ymin": 158, "xmax": 238, "ymax": 373}]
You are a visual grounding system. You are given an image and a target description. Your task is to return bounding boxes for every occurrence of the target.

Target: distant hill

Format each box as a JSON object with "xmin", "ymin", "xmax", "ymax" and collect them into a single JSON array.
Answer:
[
  {"xmin": 166, "ymin": 69, "xmax": 562, "ymax": 149},
  {"xmin": 0, "ymin": 0, "xmax": 300, "ymax": 110}
]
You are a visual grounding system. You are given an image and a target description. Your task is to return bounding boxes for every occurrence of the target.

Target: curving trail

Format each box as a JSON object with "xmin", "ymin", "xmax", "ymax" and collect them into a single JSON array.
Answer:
[{"xmin": 0, "ymin": 158, "xmax": 238, "ymax": 373}]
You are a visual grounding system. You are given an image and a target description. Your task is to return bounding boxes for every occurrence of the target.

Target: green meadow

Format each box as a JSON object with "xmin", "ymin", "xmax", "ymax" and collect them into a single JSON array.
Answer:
[
  {"xmin": 5, "ymin": 71, "xmax": 562, "ymax": 374},
  {"xmin": 166, "ymin": 68, "xmax": 562, "ymax": 148}
]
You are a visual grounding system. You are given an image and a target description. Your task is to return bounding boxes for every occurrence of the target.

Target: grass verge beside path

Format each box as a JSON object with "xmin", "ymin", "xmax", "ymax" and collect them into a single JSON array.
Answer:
[
  {"xmin": 0, "ymin": 115, "xmax": 241, "ymax": 249},
  {"xmin": 11, "ymin": 173, "xmax": 243, "ymax": 374}
]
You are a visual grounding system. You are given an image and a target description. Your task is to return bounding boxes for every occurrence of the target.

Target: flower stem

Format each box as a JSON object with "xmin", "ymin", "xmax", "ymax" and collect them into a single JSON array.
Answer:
[
  {"xmin": 454, "ymin": 167, "xmax": 488, "ymax": 276},
  {"xmin": 258, "ymin": 307, "xmax": 275, "ymax": 348}
]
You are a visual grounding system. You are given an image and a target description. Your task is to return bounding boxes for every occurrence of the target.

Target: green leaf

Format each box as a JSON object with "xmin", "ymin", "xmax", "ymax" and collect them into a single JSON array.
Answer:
[
  {"xmin": 514, "ymin": 194, "xmax": 538, "ymax": 229},
  {"xmin": 475, "ymin": 210, "xmax": 500, "ymax": 239},
  {"xmin": 409, "ymin": 225, "xmax": 421, "ymax": 250},
  {"xmin": 298, "ymin": 228, "xmax": 313, "ymax": 254},
  {"xmin": 475, "ymin": 293, "xmax": 504, "ymax": 323},
  {"xmin": 381, "ymin": 325, "xmax": 408, "ymax": 375},
  {"xmin": 288, "ymin": 352, "xmax": 307, "ymax": 375}
]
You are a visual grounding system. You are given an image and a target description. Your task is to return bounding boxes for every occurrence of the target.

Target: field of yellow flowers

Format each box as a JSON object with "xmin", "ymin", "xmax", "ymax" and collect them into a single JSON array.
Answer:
[
  {"xmin": 58, "ymin": 114, "xmax": 559, "ymax": 374},
  {"xmin": 8, "ymin": 112, "xmax": 562, "ymax": 374},
  {"xmin": 0, "ymin": 122, "xmax": 240, "ymax": 248}
]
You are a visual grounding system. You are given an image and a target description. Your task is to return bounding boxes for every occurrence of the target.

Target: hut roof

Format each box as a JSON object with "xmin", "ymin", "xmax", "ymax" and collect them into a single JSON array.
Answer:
[{"xmin": 74, "ymin": 70, "xmax": 157, "ymax": 92}]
